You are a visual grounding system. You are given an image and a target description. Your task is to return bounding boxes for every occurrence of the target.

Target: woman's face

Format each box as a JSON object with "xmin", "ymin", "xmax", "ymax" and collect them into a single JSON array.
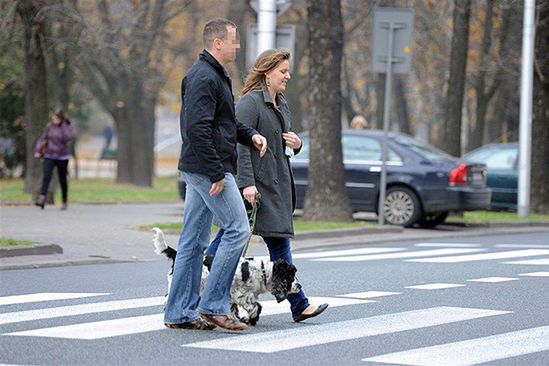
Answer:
[
  {"xmin": 52, "ymin": 115, "xmax": 62, "ymax": 125},
  {"xmin": 266, "ymin": 59, "xmax": 291, "ymax": 94}
]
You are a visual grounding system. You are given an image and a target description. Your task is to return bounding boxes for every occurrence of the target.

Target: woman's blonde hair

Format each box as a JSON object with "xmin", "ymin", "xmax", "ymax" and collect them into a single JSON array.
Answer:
[{"xmin": 241, "ymin": 48, "xmax": 291, "ymax": 96}]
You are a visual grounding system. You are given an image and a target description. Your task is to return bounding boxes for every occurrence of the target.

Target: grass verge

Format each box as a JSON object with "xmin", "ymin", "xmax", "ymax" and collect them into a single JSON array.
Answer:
[
  {"xmin": 0, "ymin": 237, "xmax": 34, "ymax": 247},
  {"xmin": 0, "ymin": 177, "xmax": 179, "ymax": 203},
  {"xmin": 449, "ymin": 211, "xmax": 549, "ymax": 223},
  {"xmin": 139, "ymin": 219, "xmax": 372, "ymax": 235}
]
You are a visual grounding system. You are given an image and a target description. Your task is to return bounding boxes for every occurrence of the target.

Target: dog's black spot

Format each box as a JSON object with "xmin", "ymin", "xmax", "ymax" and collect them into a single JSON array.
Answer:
[
  {"xmin": 241, "ymin": 261, "xmax": 250, "ymax": 282},
  {"xmin": 164, "ymin": 247, "xmax": 177, "ymax": 261},
  {"xmin": 203, "ymin": 255, "xmax": 214, "ymax": 271},
  {"xmin": 271, "ymin": 258, "xmax": 298, "ymax": 303}
]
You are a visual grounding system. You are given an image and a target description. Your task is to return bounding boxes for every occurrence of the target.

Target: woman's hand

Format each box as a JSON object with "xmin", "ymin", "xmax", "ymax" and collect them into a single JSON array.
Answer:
[
  {"xmin": 243, "ymin": 185, "xmax": 259, "ymax": 205},
  {"xmin": 282, "ymin": 131, "xmax": 301, "ymax": 149}
]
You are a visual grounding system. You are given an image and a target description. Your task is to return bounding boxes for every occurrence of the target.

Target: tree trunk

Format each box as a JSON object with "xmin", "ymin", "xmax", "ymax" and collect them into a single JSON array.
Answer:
[
  {"xmin": 302, "ymin": 0, "xmax": 352, "ymax": 222},
  {"xmin": 394, "ymin": 76, "xmax": 411, "ymax": 134},
  {"xmin": 441, "ymin": 0, "xmax": 471, "ymax": 157},
  {"xmin": 375, "ymin": 73, "xmax": 385, "ymax": 130},
  {"xmin": 531, "ymin": 0, "xmax": 549, "ymax": 213},
  {"xmin": 18, "ymin": 0, "xmax": 49, "ymax": 199}
]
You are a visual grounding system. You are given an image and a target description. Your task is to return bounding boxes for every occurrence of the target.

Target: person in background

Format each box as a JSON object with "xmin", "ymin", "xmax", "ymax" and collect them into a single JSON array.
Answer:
[
  {"xmin": 163, "ymin": 18, "xmax": 267, "ymax": 332},
  {"xmin": 350, "ymin": 115, "xmax": 368, "ymax": 129},
  {"xmin": 206, "ymin": 48, "xmax": 328, "ymax": 323},
  {"xmin": 33, "ymin": 108, "xmax": 73, "ymax": 210}
]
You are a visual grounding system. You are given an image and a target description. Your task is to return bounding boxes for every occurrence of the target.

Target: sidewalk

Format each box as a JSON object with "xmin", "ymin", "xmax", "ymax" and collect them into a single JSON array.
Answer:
[{"xmin": 1, "ymin": 202, "xmax": 548, "ymax": 270}]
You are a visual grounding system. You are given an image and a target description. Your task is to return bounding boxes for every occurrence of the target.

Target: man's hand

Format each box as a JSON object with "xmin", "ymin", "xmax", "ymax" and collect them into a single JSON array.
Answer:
[
  {"xmin": 243, "ymin": 185, "xmax": 259, "ymax": 205},
  {"xmin": 282, "ymin": 131, "xmax": 302, "ymax": 149},
  {"xmin": 209, "ymin": 177, "xmax": 225, "ymax": 197},
  {"xmin": 252, "ymin": 134, "xmax": 267, "ymax": 157}
]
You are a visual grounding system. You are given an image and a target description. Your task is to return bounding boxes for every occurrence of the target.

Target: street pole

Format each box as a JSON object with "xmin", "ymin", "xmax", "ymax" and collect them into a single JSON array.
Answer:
[
  {"xmin": 257, "ymin": 0, "xmax": 277, "ymax": 54},
  {"xmin": 517, "ymin": 0, "xmax": 536, "ymax": 218},
  {"xmin": 377, "ymin": 22, "xmax": 397, "ymax": 226}
]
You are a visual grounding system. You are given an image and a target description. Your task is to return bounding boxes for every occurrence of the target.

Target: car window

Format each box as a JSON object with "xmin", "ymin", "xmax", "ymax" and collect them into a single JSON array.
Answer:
[
  {"xmin": 295, "ymin": 135, "xmax": 401, "ymax": 162},
  {"xmin": 393, "ymin": 134, "xmax": 454, "ymax": 160},
  {"xmin": 466, "ymin": 146, "xmax": 517, "ymax": 169},
  {"xmin": 342, "ymin": 135, "xmax": 401, "ymax": 162}
]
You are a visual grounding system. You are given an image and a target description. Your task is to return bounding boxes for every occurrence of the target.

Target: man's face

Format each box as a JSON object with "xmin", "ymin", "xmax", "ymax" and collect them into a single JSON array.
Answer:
[{"xmin": 219, "ymin": 26, "xmax": 240, "ymax": 64}]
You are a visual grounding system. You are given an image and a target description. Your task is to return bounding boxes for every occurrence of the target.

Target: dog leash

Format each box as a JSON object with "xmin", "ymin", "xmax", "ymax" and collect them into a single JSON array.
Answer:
[{"xmin": 241, "ymin": 193, "xmax": 261, "ymax": 258}]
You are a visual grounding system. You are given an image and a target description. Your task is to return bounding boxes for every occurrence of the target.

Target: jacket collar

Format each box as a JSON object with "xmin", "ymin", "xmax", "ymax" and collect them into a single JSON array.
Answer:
[
  {"xmin": 200, "ymin": 50, "xmax": 230, "ymax": 79},
  {"xmin": 262, "ymin": 90, "xmax": 287, "ymax": 109}
]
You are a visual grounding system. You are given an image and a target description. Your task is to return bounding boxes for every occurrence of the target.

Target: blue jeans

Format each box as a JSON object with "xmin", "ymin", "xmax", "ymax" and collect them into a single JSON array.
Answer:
[
  {"xmin": 164, "ymin": 172, "xmax": 250, "ymax": 324},
  {"xmin": 206, "ymin": 230, "xmax": 310, "ymax": 318}
]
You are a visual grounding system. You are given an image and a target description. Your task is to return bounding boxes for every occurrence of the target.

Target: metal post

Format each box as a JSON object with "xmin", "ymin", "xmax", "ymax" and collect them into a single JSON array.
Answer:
[
  {"xmin": 257, "ymin": 0, "xmax": 277, "ymax": 54},
  {"xmin": 518, "ymin": 0, "xmax": 535, "ymax": 218},
  {"xmin": 377, "ymin": 22, "xmax": 396, "ymax": 225}
]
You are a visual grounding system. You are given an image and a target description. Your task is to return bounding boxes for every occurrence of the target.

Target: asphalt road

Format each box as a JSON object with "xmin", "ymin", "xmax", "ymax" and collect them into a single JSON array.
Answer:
[{"xmin": 1, "ymin": 231, "xmax": 549, "ymax": 365}]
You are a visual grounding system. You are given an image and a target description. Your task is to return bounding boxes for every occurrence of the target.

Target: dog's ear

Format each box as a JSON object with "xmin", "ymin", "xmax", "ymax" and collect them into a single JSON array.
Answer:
[{"xmin": 203, "ymin": 255, "xmax": 214, "ymax": 271}]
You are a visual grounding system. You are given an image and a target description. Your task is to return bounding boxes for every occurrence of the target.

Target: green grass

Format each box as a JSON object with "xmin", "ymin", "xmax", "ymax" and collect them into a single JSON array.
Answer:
[
  {"xmin": 449, "ymin": 211, "xmax": 549, "ymax": 223},
  {"xmin": 0, "ymin": 177, "xmax": 180, "ymax": 203},
  {"xmin": 139, "ymin": 219, "xmax": 372, "ymax": 235},
  {"xmin": 0, "ymin": 237, "xmax": 34, "ymax": 247}
]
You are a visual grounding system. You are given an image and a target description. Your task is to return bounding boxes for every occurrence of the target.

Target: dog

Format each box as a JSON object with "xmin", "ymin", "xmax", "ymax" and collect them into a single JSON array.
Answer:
[{"xmin": 152, "ymin": 227, "xmax": 301, "ymax": 326}]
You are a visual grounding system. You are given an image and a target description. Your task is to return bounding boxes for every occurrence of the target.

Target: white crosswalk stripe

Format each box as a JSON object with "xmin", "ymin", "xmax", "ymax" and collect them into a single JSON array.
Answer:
[
  {"xmin": 415, "ymin": 243, "xmax": 481, "ymax": 248},
  {"xmin": 407, "ymin": 249, "xmax": 549, "ymax": 263},
  {"xmin": 363, "ymin": 325, "xmax": 549, "ymax": 366},
  {"xmin": 3, "ymin": 297, "xmax": 369, "ymax": 339},
  {"xmin": 183, "ymin": 307, "xmax": 510, "ymax": 353},
  {"xmin": 313, "ymin": 248, "xmax": 483, "ymax": 262},
  {"xmin": 504, "ymin": 258, "xmax": 549, "ymax": 265},
  {"xmin": 0, "ymin": 296, "xmax": 165, "ymax": 326},
  {"xmin": 0, "ymin": 292, "xmax": 108, "ymax": 306}
]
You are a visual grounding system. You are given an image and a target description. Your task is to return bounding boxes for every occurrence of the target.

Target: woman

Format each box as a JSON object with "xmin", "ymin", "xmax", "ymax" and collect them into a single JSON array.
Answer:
[
  {"xmin": 207, "ymin": 48, "xmax": 328, "ymax": 322},
  {"xmin": 34, "ymin": 108, "xmax": 73, "ymax": 210}
]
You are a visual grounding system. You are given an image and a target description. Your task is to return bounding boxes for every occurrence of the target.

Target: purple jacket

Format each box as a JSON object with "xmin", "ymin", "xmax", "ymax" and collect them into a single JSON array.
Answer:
[{"xmin": 34, "ymin": 121, "xmax": 73, "ymax": 158}]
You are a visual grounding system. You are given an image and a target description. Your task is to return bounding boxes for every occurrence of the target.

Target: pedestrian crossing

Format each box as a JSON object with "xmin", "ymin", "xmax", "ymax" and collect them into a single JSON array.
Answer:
[{"xmin": 1, "ymin": 241, "xmax": 548, "ymax": 364}]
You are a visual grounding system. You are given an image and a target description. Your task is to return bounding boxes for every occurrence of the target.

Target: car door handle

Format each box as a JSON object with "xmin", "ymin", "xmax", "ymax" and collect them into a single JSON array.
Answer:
[{"xmin": 369, "ymin": 167, "xmax": 382, "ymax": 172}]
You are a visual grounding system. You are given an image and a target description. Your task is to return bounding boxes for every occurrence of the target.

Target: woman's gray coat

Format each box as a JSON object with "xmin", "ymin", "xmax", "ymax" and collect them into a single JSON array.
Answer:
[{"xmin": 236, "ymin": 90, "xmax": 301, "ymax": 238}]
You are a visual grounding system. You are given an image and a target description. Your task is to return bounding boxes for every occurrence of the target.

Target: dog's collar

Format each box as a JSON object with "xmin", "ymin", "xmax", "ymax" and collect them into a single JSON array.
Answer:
[{"xmin": 261, "ymin": 260, "xmax": 268, "ymax": 288}]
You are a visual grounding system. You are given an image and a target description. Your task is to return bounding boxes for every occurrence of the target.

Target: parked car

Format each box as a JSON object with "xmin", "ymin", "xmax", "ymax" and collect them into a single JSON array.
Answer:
[
  {"xmin": 291, "ymin": 130, "xmax": 492, "ymax": 227},
  {"xmin": 462, "ymin": 143, "xmax": 518, "ymax": 211}
]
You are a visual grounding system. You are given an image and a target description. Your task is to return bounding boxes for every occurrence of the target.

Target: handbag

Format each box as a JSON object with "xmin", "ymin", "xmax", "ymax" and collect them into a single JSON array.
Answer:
[{"xmin": 37, "ymin": 124, "xmax": 51, "ymax": 158}]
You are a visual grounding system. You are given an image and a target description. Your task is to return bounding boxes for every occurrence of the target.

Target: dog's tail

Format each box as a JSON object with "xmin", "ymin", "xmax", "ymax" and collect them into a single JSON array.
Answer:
[{"xmin": 152, "ymin": 227, "xmax": 177, "ymax": 261}]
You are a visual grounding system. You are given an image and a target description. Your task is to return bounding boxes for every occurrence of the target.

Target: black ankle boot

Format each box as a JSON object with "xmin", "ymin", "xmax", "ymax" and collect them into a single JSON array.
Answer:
[
  {"xmin": 61, "ymin": 201, "xmax": 68, "ymax": 210},
  {"xmin": 35, "ymin": 195, "xmax": 46, "ymax": 210}
]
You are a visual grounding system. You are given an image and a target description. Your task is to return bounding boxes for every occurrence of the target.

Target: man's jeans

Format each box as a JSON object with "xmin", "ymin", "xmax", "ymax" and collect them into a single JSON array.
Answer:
[
  {"xmin": 206, "ymin": 231, "xmax": 310, "ymax": 319},
  {"xmin": 164, "ymin": 172, "xmax": 249, "ymax": 324}
]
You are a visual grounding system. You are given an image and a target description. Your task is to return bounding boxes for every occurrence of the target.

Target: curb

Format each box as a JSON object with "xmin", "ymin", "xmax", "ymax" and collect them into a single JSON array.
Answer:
[{"xmin": 0, "ymin": 244, "xmax": 63, "ymax": 258}]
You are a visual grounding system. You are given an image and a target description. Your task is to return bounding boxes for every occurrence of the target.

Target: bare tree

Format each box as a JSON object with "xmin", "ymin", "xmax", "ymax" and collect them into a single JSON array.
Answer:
[
  {"xmin": 16, "ymin": 0, "xmax": 50, "ymax": 198},
  {"xmin": 531, "ymin": 0, "xmax": 549, "ymax": 213},
  {"xmin": 72, "ymin": 0, "xmax": 190, "ymax": 186},
  {"xmin": 441, "ymin": 0, "xmax": 471, "ymax": 156},
  {"xmin": 302, "ymin": 0, "xmax": 352, "ymax": 221}
]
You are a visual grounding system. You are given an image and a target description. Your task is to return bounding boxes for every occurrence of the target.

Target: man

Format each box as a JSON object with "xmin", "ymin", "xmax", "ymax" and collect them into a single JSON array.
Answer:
[{"xmin": 163, "ymin": 18, "xmax": 267, "ymax": 331}]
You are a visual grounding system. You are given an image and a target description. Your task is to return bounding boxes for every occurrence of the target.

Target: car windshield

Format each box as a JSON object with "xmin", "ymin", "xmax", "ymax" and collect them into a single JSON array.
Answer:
[{"xmin": 393, "ymin": 134, "xmax": 455, "ymax": 161}]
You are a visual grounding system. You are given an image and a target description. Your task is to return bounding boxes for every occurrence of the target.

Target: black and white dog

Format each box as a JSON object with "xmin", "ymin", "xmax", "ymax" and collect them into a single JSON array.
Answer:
[{"xmin": 152, "ymin": 227, "xmax": 301, "ymax": 326}]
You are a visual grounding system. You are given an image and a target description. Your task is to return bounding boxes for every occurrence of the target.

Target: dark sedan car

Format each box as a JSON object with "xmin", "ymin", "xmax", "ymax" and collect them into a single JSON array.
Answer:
[
  {"xmin": 462, "ymin": 143, "xmax": 518, "ymax": 211},
  {"xmin": 291, "ymin": 130, "xmax": 491, "ymax": 227}
]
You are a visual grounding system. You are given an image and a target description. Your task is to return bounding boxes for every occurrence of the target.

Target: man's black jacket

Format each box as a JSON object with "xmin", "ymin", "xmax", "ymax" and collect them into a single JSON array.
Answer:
[{"xmin": 178, "ymin": 50, "xmax": 257, "ymax": 183}]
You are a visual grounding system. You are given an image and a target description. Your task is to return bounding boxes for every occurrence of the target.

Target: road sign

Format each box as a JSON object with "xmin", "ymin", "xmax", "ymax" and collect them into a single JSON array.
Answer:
[
  {"xmin": 246, "ymin": 24, "xmax": 296, "ymax": 71},
  {"xmin": 372, "ymin": 7, "xmax": 414, "ymax": 74}
]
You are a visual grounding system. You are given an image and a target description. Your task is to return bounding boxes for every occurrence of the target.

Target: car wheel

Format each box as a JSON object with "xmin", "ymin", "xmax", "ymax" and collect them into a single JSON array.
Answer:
[
  {"xmin": 417, "ymin": 211, "xmax": 449, "ymax": 228},
  {"xmin": 383, "ymin": 186, "xmax": 422, "ymax": 227}
]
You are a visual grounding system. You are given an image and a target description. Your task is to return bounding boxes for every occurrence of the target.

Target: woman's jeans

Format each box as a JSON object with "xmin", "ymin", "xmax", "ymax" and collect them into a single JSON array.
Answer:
[
  {"xmin": 206, "ymin": 230, "xmax": 310, "ymax": 318},
  {"xmin": 40, "ymin": 158, "xmax": 69, "ymax": 202},
  {"xmin": 164, "ymin": 172, "xmax": 250, "ymax": 324}
]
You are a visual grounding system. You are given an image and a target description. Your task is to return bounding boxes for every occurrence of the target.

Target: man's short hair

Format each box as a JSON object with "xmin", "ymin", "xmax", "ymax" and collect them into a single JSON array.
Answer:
[{"xmin": 203, "ymin": 18, "xmax": 236, "ymax": 49}]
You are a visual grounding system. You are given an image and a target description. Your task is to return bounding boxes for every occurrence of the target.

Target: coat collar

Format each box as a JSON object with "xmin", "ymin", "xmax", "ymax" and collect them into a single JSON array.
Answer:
[
  {"xmin": 261, "ymin": 90, "xmax": 287, "ymax": 109},
  {"xmin": 200, "ymin": 50, "xmax": 230, "ymax": 79}
]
